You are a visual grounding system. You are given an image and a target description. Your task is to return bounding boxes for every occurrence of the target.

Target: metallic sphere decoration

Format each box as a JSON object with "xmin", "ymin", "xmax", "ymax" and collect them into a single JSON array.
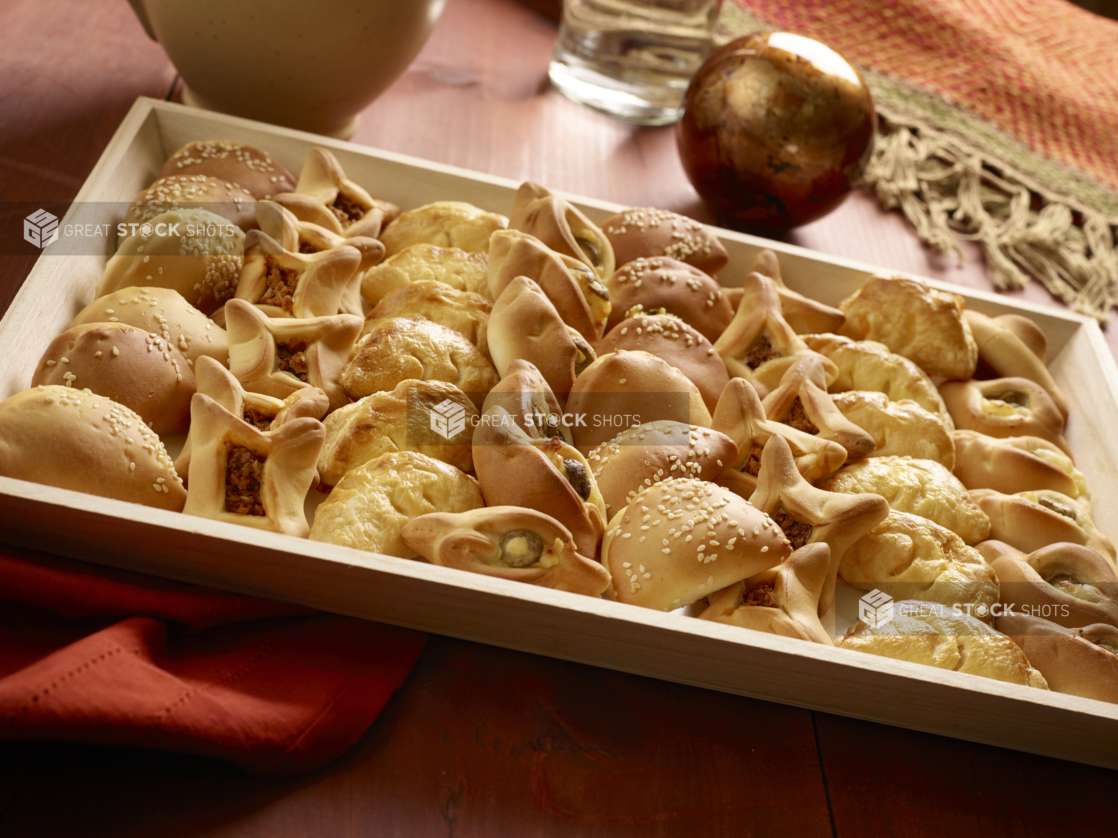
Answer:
[{"xmin": 677, "ymin": 31, "xmax": 877, "ymax": 231}]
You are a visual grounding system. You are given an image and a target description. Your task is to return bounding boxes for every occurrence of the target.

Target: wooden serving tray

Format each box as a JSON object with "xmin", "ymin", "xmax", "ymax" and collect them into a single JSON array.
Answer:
[{"xmin": 2, "ymin": 97, "xmax": 1116, "ymax": 769}]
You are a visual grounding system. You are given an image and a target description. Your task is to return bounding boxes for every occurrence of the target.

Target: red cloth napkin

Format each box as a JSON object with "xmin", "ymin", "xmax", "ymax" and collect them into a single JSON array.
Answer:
[{"xmin": 0, "ymin": 545, "xmax": 427, "ymax": 776}]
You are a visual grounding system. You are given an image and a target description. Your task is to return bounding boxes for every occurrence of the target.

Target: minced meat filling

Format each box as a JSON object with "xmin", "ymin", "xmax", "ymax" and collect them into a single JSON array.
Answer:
[
  {"xmin": 243, "ymin": 407, "xmax": 274, "ymax": 431},
  {"xmin": 259, "ymin": 256, "xmax": 299, "ymax": 314},
  {"xmin": 772, "ymin": 506, "xmax": 813, "ymax": 549},
  {"xmin": 743, "ymin": 442, "xmax": 765, "ymax": 477},
  {"xmin": 742, "ymin": 333, "xmax": 781, "ymax": 369},
  {"xmin": 225, "ymin": 445, "xmax": 266, "ymax": 516},
  {"xmin": 785, "ymin": 398, "xmax": 818, "ymax": 434},
  {"xmin": 332, "ymin": 193, "xmax": 366, "ymax": 225},
  {"xmin": 744, "ymin": 581, "xmax": 779, "ymax": 608},
  {"xmin": 299, "ymin": 241, "xmax": 319, "ymax": 255},
  {"xmin": 276, "ymin": 341, "xmax": 309, "ymax": 381}
]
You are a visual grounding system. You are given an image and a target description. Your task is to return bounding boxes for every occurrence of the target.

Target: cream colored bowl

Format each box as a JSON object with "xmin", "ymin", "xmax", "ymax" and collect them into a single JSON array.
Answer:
[{"xmin": 127, "ymin": 0, "xmax": 447, "ymax": 138}]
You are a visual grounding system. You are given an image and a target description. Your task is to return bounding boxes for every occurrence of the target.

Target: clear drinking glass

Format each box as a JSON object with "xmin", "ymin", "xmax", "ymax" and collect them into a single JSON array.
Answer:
[{"xmin": 548, "ymin": 0, "xmax": 724, "ymax": 126}]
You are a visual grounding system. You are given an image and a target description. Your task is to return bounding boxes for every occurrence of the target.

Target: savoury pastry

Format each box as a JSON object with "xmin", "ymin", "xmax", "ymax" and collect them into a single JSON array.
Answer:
[
  {"xmin": 32, "ymin": 322, "xmax": 195, "ymax": 435},
  {"xmin": 604, "ymin": 256, "xmax": 733, "ymax": 342},
  {"xmin": 360, "ymin": 243, "xmax": 491, "ymax": 306},
  {"xmin": 996, "ymin": 613, "xmax": 1118, "ymax": 703},
  {"xmin": 342, "ymin": 316, "xmax": 497, "ymax": 407},
  {"xmin": 366, "ymin": 280, "xmax": 492, "ymax": 361},
  {"xmin": 940, "ymin": 377, "xmax": 1070, "ymax": 455},
  {"xmin": 747, "ymin": 249, "xmax": 846, "ymax": 336},
  {"xmin": 509, "ymin": 181, "xmax": 614, "ymax": 280},
  {"xmin": 600, "ymin": 477, "xmax": 792, "ymax": 611},
  {"xmin": 601, "ymin": 207, "xmax": 729, "ymax": 276},
  {"xmin": 309, "ymin": 451, "xmax": 484, "ymax": 557},
  {"xmin": 125, "ymin": 175, "xmax": 256, "ymax": 232},
  {"xmin": 838, "ymin": 600, "xmax": 1048, "ymax": 688},
  {"xmin": 952, "ymin": 430, "xmax": 1087, "ymax": 499},
  {"xmin": 698, "ymin": 543, "xmax": 833, "ymax": 645},
  {"xmin": 319, "ymin": 379, "xmax": 477, "ymax": 486},
  {"xmin": 971, "ymin": 488, "xmax": 1116, "ymax": 564},
  {"xmin": 839, "ymin": 274, "xmax": 978, "ymax": 380},
  {"xmin": 235, "ymin": 230, "xmax": 361, "ymax": 319},
  {"xmin": 401, "ymin": 506, "xmax": 611, "ymax": 596},
  {"xmin": 751, "ymin": 435, "xmax": 890, "ymax": 616},
  {"xmin": 564, "ymin": 350, "xmax": 713, "ymax": 454},
  {"xmin": 0, "ymin": 385, "xmax": 185, "ymax": 512},
  {"xmin": 480, "ymin": 359, "xmax": 573, "ymax": 445},
  {"xmin": 802, "ymin": 333, "xmax": 953, "ymax": 429},
  {"xmin": 839, "ymin": 510, "xmax": 1000, "ymax": 620},
  {"xmin": 830, "ymin": 391, "xmax": 954, "ymax": 469},
  {"xmin": 285, "ymin": 147, "xmax": 399, "ymax": 239},
  {"xmin": 586, "ymin": 420, "xmax": 736, "ymax": 517},
  {"xmin": 596, "ymin": 314, "xmax": 729, "ymax": 412},
  {"xmin": 98, "ymin": 208, "xmax": 245, "ymax": 315},
  {"xmin": 380, "ymin": 201, "xmax": 508, "ymax": 257},
  {"xmin": 70, "ymin": 286, "xmax": 229, "ymax": 367},
  {"xmin": 487, "ymin": 229, "xmax": 610, "ymax": 342},
  {"xmin": 157, "ymin": 141, "xmax": 297, "ymax": 200},
  {"xmin": 822, "ymin": 457, "xmax": 990, "ymax": 545},
  {"xmin": 183, "ymin": 393, "xmax": 323, "ymax": 536}
]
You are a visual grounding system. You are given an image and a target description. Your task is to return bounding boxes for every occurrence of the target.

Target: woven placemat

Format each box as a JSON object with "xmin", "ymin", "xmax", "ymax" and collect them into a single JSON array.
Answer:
[{"xmin": 724, "ymin": 0, "xmax": 1118, "ymax": 320}]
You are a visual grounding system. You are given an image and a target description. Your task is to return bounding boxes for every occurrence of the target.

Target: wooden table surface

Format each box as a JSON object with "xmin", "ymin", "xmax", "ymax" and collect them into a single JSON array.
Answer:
[{"xmin": 1, "ymin": 0, "xmax": 1115, "ymax": 835}]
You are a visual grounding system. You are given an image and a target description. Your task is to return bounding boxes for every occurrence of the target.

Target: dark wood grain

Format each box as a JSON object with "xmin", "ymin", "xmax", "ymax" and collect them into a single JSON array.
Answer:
[{"xmin": 1, "ymin": 0, "xmax": 1117, "ymax": 836}]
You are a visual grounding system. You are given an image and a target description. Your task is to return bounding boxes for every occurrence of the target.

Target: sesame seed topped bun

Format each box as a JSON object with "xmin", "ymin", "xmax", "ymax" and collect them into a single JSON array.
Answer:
[
  {"xmin": 601, "ymin": 477, "xmax": 791, "ymax": 611},
  {"xmin": 601, "ymin": 207, "xmax": 729, "ymax": 276},
  {"xmin": 157, "ymin": 141, "xmax": 296, "ymax": 201}
]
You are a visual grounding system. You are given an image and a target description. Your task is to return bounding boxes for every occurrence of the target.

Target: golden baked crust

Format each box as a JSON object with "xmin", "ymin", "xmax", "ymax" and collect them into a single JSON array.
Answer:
[
  {"xmin": 183, "ymin": 393, "xmax": 323, "ymax": 536},
  {"xmin": 380, "ymin": 201, "xmax": 508, "ymax": 257},
  {"xmin": 480, "ymin": 359, "xmax": 573, "ymax": 445},
  {"xmin": 235, "ymin": 231, "xmax": 361, "ymax": 318},
  {"xmin": 509, "ymin": 182, "xmax": 614, "ymax": 280},
  {"xmin": 360, "ymin": 243, "xmax": 491, "ymax": 307},
  {"xmin": 287, "ymin": 147, "xmax": 399, "ymax": 239},
  {"xmin": 309, "ymin": 451, "xmax": 484, "ymax": 557},
  {"xmin": 487, "ymin": 229, "xmax": 610, "ymax": 342},
  {"xmin": 601, "ymin": 207, "xmax": 729, "ymax": 276},
  {"xmin": 940, "ymin": 376, "xmax": 1070, "ymax": 455},
  {"xmin": 761, "ymin": 353, "xmax": 875, "ymax": 460},
  {"xmin": 952, "ymin": 430, "xmax": 1086, "ymax": 499},
  {"xmin": 714, "ymin": 272, "xmax": 815, "ymax": 397},
  {"xmin": 604, "ymin": 256, "xmax": 733, "ymax": 343},
  {"xmin": 802, "ymin": 333, "xmax": 953, "ymax": 429},
  {"xmin": 822, "ymin": 457, "xmax": 990, "ymax": 545},
  {"xmin": 367, "ymin": 280, "xmax": 492, "ymax": 361},
  {"xmin": 839, "ymin": 511, "xmax": 1000, "ymax": 619},
  {"xmin": 965, "ymin": 310, "xmax": 1069, "ymax": 420},
  {"xmin": 175, "ymin": 356, "xmax": 329, "ymax": 479},
  {"xmin": 71, "ymin": 286, "xmax": 228, "ymax": 367},
  {"xmin": 401, "ymin": 506, "xmax": 611, "ymax": 596},
  {"xmin": 225, "ymin": 298, "xmax": 362, "ymax": 413},
  {"xmin": 698, "ymin": 543, "xmax": 833, "ymax": 645},
  {"xmin": 838, "ymin": 600, "xmax": 1048, "ymax": 688},
  {"xmin": 971, "ymin": 488, "xmax": 1116, "ymax": 564},
  {"xmin": 487, "ymin": 277, "xmax": 594, "ymax": 403},
  {"xmin": 596, "ymin": 314, "xmax": 729, "ymax": 412},
  {"xmin": 751, "ymin": 435, "xmax": 891, "ymax": 616},
  {"xmin": 157, "ymin": 141, "xmax": 297, "ymax": 200},
  {"xmin": 839, "ymin": 275, "xmax": 978, "ymax": 380},
  {"xmin": 256, "ymin": 202, "xmax": 385, "ymax": 277},
  {"xmin": 98, "ymin": 208, "xmax": 245, "ymax": 315},
  {"xmin": 831, "ymin": 391, "xmax": 954, "ymax": 469},
  {"xmin": 600, "ymin": 477, "xmax": 792, "ymax": 611},
  {"xmin": 997, "ymin": 614, "xmax": 1117, "ymax": 703},
  {"xmin": 31, "ymin": 322, "xmax": 195, "ymax": 435},
  {"xmin": 344, "ymin": 316, "xmax": 497, "ymax": 406},
  {"xmin": 319, "ymin": 379, "xmax": 477, "ymax": 486},
  {"xmin": 712, "ymin": 378, "xmax": 848, "ymax": 497},
  {"xmin": 473, "ymin": 406, "xmax": 606, "ymax": 559},
  {"xmin": 125, "ymin": 175, "xmax": 256, "ymax": 232},
  {"xmin": 982, "ymin": 541, "xmax": 1118, "ymax": 630},
  {"xmin": 564, "ymin": 350, "xmax": 713, "ymax": 454},
  {"xmin": 0, "ymin": 385, "xmax": 185, "ymax": 511},
  {"xmin": 587, "ymin": 420, "xmax": 736, "ymax": 517}
]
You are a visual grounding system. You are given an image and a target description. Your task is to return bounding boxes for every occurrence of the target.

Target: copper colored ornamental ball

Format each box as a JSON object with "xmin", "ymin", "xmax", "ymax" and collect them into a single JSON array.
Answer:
[{"xmin": 677, "ymin": 31, "xmax": 876, "ymax": 231}]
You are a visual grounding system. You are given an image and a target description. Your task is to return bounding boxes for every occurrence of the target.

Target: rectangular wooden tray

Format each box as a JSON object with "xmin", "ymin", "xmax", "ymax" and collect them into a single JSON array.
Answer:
[{"xmin": 2, "ymin": 97, "xmax": 1116, "ymax": 769}]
